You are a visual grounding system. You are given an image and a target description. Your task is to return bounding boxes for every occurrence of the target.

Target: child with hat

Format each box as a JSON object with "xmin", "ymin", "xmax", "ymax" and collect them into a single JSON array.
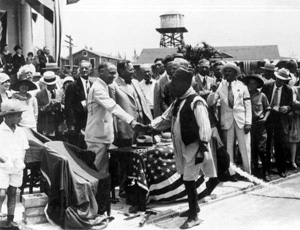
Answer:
[
  {"xmin": 11, "ymin": 74, "xmax": 38, "ymax": 131},
  {"xmin": 244, "ymin": 74, "xmax": 271, "ymax": 181},
  {"xmin": 0, "ymin": 100, "xmax": 29, "ymax": 227}
]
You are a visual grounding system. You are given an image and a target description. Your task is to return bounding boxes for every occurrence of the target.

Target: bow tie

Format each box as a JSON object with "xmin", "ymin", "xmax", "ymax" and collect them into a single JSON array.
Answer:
[
  {"xmin": 145, "ymin": 81, "xmax": 152, "ymax": 85},
  {"xmin": 125, "ymin": 80, "xmax": 132, "ymax": 84}
]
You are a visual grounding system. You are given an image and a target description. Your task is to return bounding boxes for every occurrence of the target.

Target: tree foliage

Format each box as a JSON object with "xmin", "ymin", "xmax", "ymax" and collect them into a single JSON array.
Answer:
[{"xmin": 178, "ymin": 42, "xmax": 219, "ymax": 68}]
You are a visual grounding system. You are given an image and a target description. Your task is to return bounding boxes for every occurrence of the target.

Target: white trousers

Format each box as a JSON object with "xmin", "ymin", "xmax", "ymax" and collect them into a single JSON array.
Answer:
[{"xmin": 223, "ymin": 120, "xmax": 251, "ymax": 175}]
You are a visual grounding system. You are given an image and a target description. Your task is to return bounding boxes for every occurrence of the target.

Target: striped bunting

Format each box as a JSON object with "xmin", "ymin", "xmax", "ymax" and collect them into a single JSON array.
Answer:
[
  {"xmin": 0, "ymin": 11, "xmax": 7, "ymax": 48},
  {"xmin": 25, "ymin": 0, "xmax": 54, "ymax": 23}
]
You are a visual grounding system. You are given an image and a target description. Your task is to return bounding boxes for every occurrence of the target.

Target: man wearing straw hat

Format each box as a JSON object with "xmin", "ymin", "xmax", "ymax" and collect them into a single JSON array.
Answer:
[
  {"xmin": 207, "ymin": 63, "xmax": 252, "ymax": 181},
  {"xmin": 264, "ymin": 68, "xmax": 293, "ymax": 178},
  {"xmin": 260, "ymin": 63, "xmax": 276, "ymax": 84},
  {"xmin": 36, "ymin": 71, "xmax": 63, "ymax": 140},
  {"xmin": 0, "ymin": 100, "xmax": 28, "ymax": 227}
]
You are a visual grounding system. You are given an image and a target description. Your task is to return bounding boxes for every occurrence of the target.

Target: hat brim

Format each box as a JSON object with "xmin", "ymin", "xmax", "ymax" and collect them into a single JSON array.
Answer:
[
  {"xmin": 244, "ymin": 75, "xmax": 264, "ymax": 88},
  {"xmin": 0, "ymin": 110, "xmax": 25, "ymax": 116},
  {"xmin": 40, "ymin": 76, "xmax": 59, "ymax": 85},
  {"xmin": 131, "ymin": 144, "xmax": 153, "ymax": 149},
  {"xmin": 220, "ymin": 64, "xmax": 241, "ymax": 76},
  {"xmin": 11, "ymin": 80, "xmax": 38, "ymax": 91},
  {"xmin": 156, "ymin": 142, "xmax": 173, "ymax": 146},
  {"xmin": 274, "ymin": 72, "xmax": 291, "ymax": 81},
  {"xmin": 260, "ymin": 67, "xmax": 276, "ymax": 71}
]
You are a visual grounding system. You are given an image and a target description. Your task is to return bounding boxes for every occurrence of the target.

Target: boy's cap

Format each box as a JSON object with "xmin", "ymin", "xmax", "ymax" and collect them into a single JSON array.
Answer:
[
  {"xmin": 244, "ymin": 74, "xmax": 264, "ymax": 88},
  {"xmin": 0, "ymin": 100, "xmax": 25, "ymax": 116}
]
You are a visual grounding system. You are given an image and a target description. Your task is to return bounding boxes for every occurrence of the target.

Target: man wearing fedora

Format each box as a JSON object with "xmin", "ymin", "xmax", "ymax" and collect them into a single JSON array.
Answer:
[
  {"xmin": 65, "ymin": 60, "xmax": 93, "ymax": 147},
  {"xmin": 0, "ymin": 100, "xmax": 29, "ymax": 227},
  {"xmin": 244, "ymin": 74, "xmax": 271, "ymax": 181},
  {"xmin": 207, "ymin": 63, "xmax": 252, "ymax": 181},
  {"xmin": 36, "ymin": 71, "xmax": 63, "ymax": 140},
  {"xmin": 264, "ymin": 68, "xmax": 293, "ymax": 178},
  {"xmin": 150, "ymin": 67, "xmax": 216, "ymax": 229}
]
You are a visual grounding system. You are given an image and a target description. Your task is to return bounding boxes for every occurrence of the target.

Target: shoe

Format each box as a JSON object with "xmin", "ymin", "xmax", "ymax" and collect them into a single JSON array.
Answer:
[
  {"xmin": 279, "ymin": 172, "xmax": 286, "ymax": 178},
  {"xmin": 263, "ymin": 175, "xmax": 271, "ymax": 182},
  {"xmin": 179, "ymin": 208, "xmax": 200, "ymax": 218},
  {"xmin": 180, "ymin": 216, "xmax": 201, "ymax": 229},
  {"xmin": 291, "ymin": 162, "xmax": 298, "ymax": 169},
  {"xmin": 6, "ymin": 220, "xmax": 18, "ymax": 228},
  {"xmin": 229, "ymin": 175, "xmax": 238, "ymax": 182}
]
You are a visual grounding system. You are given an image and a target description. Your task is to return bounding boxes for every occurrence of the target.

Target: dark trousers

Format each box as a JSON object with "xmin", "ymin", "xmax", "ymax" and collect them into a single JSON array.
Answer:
[
  {"xmin": 266, "ymin": 112, "xmax": 287, "ymax": 174},
  {"xmin": 251, "ymin": 119, "xmax": 267, "ymax": 176},
  {"xmin": 115, "ymin": 139, "xmax": 132, "ymax": 198}
]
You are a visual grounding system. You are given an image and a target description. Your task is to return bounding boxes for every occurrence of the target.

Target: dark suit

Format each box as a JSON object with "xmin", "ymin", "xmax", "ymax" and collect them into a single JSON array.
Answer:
[
  {"xmin": 12, "ymin": 54, "xmax": 25, "ymax": 74},
  {"xmin": 264, "ymin": 82, "xmax": 293, "ymax": 174},
  {"xmin": 65, "ymin": 77, "xmax": 92, "ymax": 146},
  {"xmin": 36, "ymin": 89, "xmax": 63, "ymax": 139}
]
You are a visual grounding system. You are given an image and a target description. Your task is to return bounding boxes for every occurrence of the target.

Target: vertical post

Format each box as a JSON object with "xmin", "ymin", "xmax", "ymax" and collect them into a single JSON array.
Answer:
[
  {"xmin": 65, "ymin": 35, "xmax": 73, "ymax": 71},
  {"xmin": 21, "ymin": 3, "xmax": 33, "ymax": 56}
]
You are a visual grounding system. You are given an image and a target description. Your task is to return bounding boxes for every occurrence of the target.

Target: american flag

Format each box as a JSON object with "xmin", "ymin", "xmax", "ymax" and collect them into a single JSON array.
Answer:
[{"xmin": 128, "ymin": 146, "xmax": 218, "ymax": 203}]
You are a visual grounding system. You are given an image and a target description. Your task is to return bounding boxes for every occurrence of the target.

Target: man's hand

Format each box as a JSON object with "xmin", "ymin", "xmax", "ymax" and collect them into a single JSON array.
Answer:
[
  {"xmin": 211, "ymin": 84, "xmax": 218, "ymax": 92},
  {"xmin": 130, "ymin": 121, "xmax": 152, "ymax": 132},
  {"xmin": 279, "ymin": 106, "xmax": 289, "ymax": 114},
  {"xmin": 256, "ymin": 118, "xmax": 266, "ymax": 125},
  {"xmin": 244, "ymin": 124, "xmax": 251, "ymax": 134}
]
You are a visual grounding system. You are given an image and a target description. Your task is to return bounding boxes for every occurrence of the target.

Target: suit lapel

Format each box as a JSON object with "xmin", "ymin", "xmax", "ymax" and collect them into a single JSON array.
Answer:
[
  {"xmin": 76, "ymin": 78, "xmax": 86, "ymax": 99},
  {"xmin": 115, "ymin": 77, "xmax": 135, "ymax": 100},
  {"xmin": 42, "ymin": 89, "xmax": 49, "ymax": 105}
]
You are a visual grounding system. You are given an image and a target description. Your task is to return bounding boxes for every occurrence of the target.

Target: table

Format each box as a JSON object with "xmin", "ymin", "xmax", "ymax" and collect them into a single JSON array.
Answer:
[{"xmin": 109, "ymin": 145, "xmax": 218, "ymax": 211}]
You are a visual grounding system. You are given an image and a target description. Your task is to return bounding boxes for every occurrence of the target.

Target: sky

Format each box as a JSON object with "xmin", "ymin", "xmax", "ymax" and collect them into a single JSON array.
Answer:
[{"xmin": 60, "ymin": 0, "xmax": 300, "ymax": 60}]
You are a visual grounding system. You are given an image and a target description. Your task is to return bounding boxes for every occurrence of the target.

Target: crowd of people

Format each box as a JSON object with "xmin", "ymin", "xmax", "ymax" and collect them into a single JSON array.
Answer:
[{"xmin": 0, "ymin": 43, "xmax": 300, "ymax": 228}]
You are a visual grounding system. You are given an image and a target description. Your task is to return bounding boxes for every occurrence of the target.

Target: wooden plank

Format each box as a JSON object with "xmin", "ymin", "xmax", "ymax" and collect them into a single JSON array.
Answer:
[
  {"xmin": 22, "ymin": 212, "xmax": 48, "ymax": 225},
  {"xmin": 22, "ymin": 193, "xmax": 48, "ymax": 208},
  {"xmin": 24, "ymin": 206, "xmax": 45, "ymax": 217}
]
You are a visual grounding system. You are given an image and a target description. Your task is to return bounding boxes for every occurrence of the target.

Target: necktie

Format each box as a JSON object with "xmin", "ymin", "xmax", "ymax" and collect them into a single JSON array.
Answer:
[
  {"xmin": 202, "ymin": 77, "xmax": 207, "ymax": 87},
  {"xmin": 228, "ymin": 82, "xmax": 234, "ymax": 109},
  {"xmin": 50, "ymin": 90, "xmax": 55, "ymax": 99},
  {"xmin": 272, "ymin": 87, "xmax": 279, "ymax": 108},
  {"xmin": 86, "ymin": 80, "xmax": 90, "ymax": 95},
  {"xmin": 145, "ymin": 81, "xmax": 152, "ymax": 85}
]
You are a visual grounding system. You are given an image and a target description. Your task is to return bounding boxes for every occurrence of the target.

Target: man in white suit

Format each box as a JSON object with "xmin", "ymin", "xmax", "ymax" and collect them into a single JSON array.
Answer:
[
  {"xmin": 207, "ymin": 64, "xmax": 252, "ymax": 181},
  {"xmin": 85, "ymin": 62, "xmax": 141, "ymax": 173}
]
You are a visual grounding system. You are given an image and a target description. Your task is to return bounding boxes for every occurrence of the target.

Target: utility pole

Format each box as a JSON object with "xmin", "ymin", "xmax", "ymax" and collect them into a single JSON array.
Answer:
[{"xmin": 65, "ymin": 35, "xmax": 74, "ymax": 70}]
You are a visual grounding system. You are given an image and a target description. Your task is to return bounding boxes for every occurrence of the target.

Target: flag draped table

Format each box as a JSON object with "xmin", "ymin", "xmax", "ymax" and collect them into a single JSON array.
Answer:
[{"xmin": 110, "ymin": 146, "xmax": 218, "ymax": 205}]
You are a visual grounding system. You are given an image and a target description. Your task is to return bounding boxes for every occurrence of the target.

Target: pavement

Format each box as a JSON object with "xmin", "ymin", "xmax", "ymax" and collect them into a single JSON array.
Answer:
[{"xmin": 1, "ymin": 170, "xmax": 299, "ymax": 230}]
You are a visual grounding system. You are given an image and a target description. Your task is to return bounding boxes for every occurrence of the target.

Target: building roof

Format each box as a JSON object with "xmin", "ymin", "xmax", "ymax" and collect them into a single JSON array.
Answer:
[
  {"xmin": 133, "ymin": 48, "xmax": 178, "ymax": 65},
  {"xmin": 71, "ymin": 48, "xmax": 121, "ymax": 60},
  {"xmin": 215, "ymin": 45, "xmax": 281, "ymax": 61},
  {"xmin": 133, "ymin": 45, "xmax": 282, "ymax": 65}
]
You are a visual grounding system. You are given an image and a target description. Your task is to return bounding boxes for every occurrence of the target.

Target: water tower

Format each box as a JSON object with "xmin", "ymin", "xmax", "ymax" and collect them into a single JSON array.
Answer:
[{"xmin": 156, "ymin": 11, "xmax": 188, "ymax": 48}]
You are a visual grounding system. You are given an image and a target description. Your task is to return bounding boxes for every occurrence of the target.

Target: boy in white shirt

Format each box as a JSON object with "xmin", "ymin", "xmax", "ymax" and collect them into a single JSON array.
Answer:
[{"xmin": 0, "ymin": 100, "xmax": 29, "ymax": 227}]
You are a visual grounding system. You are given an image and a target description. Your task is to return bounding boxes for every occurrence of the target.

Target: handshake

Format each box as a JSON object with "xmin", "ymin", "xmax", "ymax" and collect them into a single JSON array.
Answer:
[{"xmin": 129, "ymin": 120, "xmax": 153, "ymax": 132}]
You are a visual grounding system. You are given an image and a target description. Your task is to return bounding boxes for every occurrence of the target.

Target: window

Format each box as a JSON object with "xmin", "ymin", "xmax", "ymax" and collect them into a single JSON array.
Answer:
[{"xmin": 89, "ymin": 58, "xmax": 95, "ymax": 69}]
